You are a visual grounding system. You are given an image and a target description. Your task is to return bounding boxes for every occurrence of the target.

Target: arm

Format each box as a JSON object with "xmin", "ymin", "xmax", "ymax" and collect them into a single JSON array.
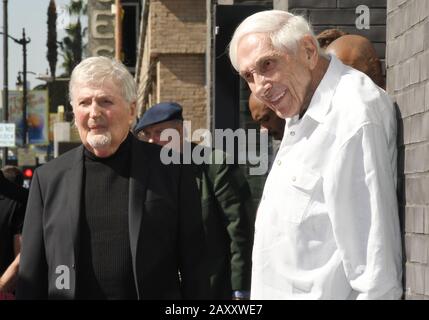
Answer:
[
  {"xmin": 15, "ymin": 170, "xmax": 49, "ymax": 299},
  {"xmin": 178, "ymin": 163, "xmax": 210, "ymax": 299},
  {"xmin": 324, "ymin": 123, "xmax": 402, "ymax": 299},
  {"xmin": 14, "ymin": 235, "xmax": 21, "ymax": 256},
  {"xmin": 209, "ymin": 158, "xmax": 254, "ymax": 294},
  {"xmin": 0, "ymin": 254, "xmax": 20, "ymax": 293},
  {"xmin": 0, "ymin": 207, "xmax": 24, "ymax": 294}
]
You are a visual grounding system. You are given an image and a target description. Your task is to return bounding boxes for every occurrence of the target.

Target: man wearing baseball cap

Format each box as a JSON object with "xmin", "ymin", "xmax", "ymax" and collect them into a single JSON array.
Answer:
[{"xmin": 135, "ymin": 102, "xmax": 254, "ymax": 300}]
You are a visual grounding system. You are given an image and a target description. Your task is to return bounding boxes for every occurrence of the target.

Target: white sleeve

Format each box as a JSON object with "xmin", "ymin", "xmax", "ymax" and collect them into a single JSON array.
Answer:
[{"xmin": 324, "ymin": 123, "xmax": 403, "ymax": 299}]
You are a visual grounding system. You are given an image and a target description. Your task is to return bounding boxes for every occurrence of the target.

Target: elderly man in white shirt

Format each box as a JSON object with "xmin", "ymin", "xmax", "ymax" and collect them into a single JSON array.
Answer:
[{"xmin": 229, "ymin": 10, "xmax": 402, "ymax": 300}]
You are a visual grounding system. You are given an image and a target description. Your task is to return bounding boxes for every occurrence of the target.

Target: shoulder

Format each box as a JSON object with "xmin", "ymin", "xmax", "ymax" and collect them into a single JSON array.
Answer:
[
  {"xmin": 132, "ymin": 136, "xmax": 176, "ymax": 169},
  {"xmin": 328, "ymin": 66, "xmax": 395, "ymax": 140},
  {"xmin": 131, "ymin": 136, "xmax": 183, "ymax": 183},
  {"xmin": 132, "ymin": 136, "xmax": 162, "ymax": 154},
  {"xmin": 194, "ymin": 145, "xmax": 228, "ymax": 174},
  {"xmin": 202, "ymin": 146, "xmax": 247, "ymax": 187},
  {"xmin": 334, "ymin": 66, "xmax": 393, "ymax": 121},
  {"xmin": 36, "ymin": 145, "xmax": 83, "ymax": 177},
  {"xmin": 0, "ymin": 195, "xmax": 17, "ymax": 209}
]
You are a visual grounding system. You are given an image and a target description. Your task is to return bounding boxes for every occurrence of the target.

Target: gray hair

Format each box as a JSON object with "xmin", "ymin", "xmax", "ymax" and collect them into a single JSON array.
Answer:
[
  {"xmin": 229, "ymin": 10, "xmax": 319, "ymax": 71},
  {"xmin": 69, "ymin": 56, "xmax": 137, "ymax": 104}
]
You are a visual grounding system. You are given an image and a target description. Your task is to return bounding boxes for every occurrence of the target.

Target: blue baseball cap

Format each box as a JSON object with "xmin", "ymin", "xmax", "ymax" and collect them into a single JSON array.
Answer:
[{"xmin": 134, "ymin": 102, "xmax": 183, "ymax": 134}]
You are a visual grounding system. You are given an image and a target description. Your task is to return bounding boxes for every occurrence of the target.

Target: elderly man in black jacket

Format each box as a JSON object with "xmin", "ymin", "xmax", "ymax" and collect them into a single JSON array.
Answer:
[{"xmin": 16, "ymin": 57, "xmax": 209, "ymax": 300}]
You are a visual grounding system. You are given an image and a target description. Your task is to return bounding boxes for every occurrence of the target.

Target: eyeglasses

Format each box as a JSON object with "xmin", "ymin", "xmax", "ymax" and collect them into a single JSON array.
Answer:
[{"xmin": 137, "ymin": 130, "xmax": 150, "ymax": 141}]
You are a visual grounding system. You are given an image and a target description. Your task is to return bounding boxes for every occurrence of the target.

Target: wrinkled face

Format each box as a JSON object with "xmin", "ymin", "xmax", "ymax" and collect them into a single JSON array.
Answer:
[
  {"xmin": 71, "ymin": 81, "xmax": 136, "ymax": 158},
  {"xmin": 237, "ymin": 33, "xmax": 314, "ymax": 119},
  {"xmin": 249, "ymin": 101, "xmax": 285, "ymax": 140},
  {"xmin": 137, "ymin": 120, "xmax": 183, "ymax": 152}
]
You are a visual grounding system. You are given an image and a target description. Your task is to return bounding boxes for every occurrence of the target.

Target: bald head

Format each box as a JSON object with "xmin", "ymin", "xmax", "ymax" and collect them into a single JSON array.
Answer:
[
  {"xmin": 316, "ymin": 28, "xmax": 347, "ymax": 49},
  {"xmin": 326, "ymin": 34, "xmax": 384, "ymax": 88},
  {"xmin": 248, "ymin": 93, "xmax": 285, "ymax": 140}
]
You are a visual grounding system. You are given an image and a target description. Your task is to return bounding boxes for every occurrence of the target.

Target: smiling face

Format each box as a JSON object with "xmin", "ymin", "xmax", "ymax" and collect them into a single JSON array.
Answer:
[
  {"xmin": 71, "ymin": 80, "xmax": 136, "ymax": 157},
  {"xmin": 237, "ymin": 33, "xmax": 318, "ymax": 119}
]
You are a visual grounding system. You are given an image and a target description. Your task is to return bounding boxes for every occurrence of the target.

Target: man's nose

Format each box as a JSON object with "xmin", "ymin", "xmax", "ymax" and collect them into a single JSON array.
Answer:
[
  {"xmin": 89, "ymin": 103, "xmax": 102, "ymax": 118},
  {"xmin": 254, "ymin": 74, "xmax": 271, "ymax": 97}
]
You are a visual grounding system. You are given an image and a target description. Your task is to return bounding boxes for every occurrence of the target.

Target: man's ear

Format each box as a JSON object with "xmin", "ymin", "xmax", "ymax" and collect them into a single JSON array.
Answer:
[
  {"xmin": 129, "ymin": 102, "xmax": 137, "ymax": 126},
  {"xmin": 299, "ymin": 35, "xmax": 319, "ymax": 70},
  {"xmin": 129, "ymin": 101, "xmax": 137, "ymax": 117}
]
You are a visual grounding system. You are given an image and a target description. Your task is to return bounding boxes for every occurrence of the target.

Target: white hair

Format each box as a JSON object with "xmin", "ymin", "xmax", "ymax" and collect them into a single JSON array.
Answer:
[
  {"xmin": 69, "ymin": 56, "xmax": 137, "ymax": 104},
  {"xmin": 229, "ymin": 10, "xmax": 319, "ymax": 71}
]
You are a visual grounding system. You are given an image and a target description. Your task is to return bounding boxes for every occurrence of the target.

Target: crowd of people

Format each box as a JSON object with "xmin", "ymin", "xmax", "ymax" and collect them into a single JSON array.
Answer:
[{"xmin": 0, "ymin": 10, "xmax": 402, "ymax": 300}]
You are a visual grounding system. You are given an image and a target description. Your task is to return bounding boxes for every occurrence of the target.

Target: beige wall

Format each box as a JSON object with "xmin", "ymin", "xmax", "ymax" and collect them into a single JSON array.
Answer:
[
  {"xmin": 150, "ymin": 0, "xmax": 206, "ymax": 55},
  {"xmin": 157, "ymin": 54, "xmax": 206, "ymax": 130},
  {"xmin": 136, "ymin": 0, "xmax": 207, "ymax": 130}
]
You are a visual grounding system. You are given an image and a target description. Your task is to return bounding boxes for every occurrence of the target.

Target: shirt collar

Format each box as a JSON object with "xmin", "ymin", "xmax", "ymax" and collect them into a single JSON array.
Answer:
[{"xmin": 303, "ymin": 54, "xmax": 344, "ymax": 123}]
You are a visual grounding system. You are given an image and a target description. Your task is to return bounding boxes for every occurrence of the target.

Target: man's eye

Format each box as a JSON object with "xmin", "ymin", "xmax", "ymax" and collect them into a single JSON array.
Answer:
[
  {"xmin": 263, "ymin": 60, "xmax": 273, "ymax": 70},
  {"xmin": 243, "ymin": 72, "xmax": 253, "ymax": 82},
  {"xmin": 101, "ymin": 99, "xmax": 112, "ymax": 105}
]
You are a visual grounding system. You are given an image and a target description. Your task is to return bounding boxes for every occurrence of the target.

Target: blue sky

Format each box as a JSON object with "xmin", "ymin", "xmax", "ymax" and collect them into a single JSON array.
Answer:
[{"xmin": 0, "ymin": 0, "xmax": 86, "ymax": 90}]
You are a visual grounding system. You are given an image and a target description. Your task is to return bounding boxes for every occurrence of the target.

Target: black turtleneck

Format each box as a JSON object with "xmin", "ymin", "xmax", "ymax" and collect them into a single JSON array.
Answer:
[{"xmin": 76, "ymin": 134, "xmax": 137, "ymax": 300}]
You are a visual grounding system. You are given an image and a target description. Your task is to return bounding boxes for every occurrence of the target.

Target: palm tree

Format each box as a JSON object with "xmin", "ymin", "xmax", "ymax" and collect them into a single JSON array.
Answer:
[
  {"xmin": 61, "ymin": 21, "xmax": 82, "ymax": 75},
  {"xmin": 47, "ymin": 0, "xmax": 57, "ymax": 79},
  {"xmin": 59, "ymin": 0, "xmax": 87, "ymax": 76}
]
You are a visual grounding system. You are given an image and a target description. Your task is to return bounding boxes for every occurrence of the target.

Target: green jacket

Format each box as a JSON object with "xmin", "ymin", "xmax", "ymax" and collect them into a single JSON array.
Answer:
[{"xmin": 191, "ymin": 144, "xmax": 254, "ymax": 299}]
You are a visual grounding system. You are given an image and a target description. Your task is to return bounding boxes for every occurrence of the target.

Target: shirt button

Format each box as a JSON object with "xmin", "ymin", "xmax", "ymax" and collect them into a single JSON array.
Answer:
[
  {"xmin": 262, "ymin": 195, "xmax": 266, "ymax": 200},
  {"xmin": 277, "ymin": 160, "xmax": 282, "ymax": 166},
  {"xmin": 290, "ymin": 131, "xmax": 295, "ymax": 136},
  {"xmin": 291, "ymin": 176, "xmax": 296, "ymax": 182}
]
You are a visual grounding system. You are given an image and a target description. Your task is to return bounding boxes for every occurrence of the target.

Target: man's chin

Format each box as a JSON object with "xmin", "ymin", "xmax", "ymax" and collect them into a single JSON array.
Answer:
[
  {"xmin": 271, "ymin": 104, "xmax": 288, "ymax": 118},
  {"xmin": 87, "ymin": 133, "xmax": 112, "ymax": 149},
  {"xmin": 276, "ymin": 105, "xmax": 301, "ymax": 119},
  {"xmin": 274, "ymin": 110, "xmax": 287, "ymax": 119}
]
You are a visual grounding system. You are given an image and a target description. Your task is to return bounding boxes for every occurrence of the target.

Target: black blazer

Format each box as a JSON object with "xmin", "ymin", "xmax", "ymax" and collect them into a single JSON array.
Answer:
[{"xmin": 16, "ymin": 136, "xmax": 209, "ymax": 299}]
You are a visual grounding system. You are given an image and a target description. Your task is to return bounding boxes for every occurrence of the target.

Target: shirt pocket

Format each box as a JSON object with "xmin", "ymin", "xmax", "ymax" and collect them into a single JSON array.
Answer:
[{"xmin": 279, "ymin": 163, "xmax": 321, "ymax": 224}]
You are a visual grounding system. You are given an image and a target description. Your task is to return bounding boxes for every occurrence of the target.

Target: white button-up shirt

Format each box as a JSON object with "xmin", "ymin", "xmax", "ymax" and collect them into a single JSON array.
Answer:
[{"xmin": 251, "ymin": 55, "xmax": 402, "ymax": 300}]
